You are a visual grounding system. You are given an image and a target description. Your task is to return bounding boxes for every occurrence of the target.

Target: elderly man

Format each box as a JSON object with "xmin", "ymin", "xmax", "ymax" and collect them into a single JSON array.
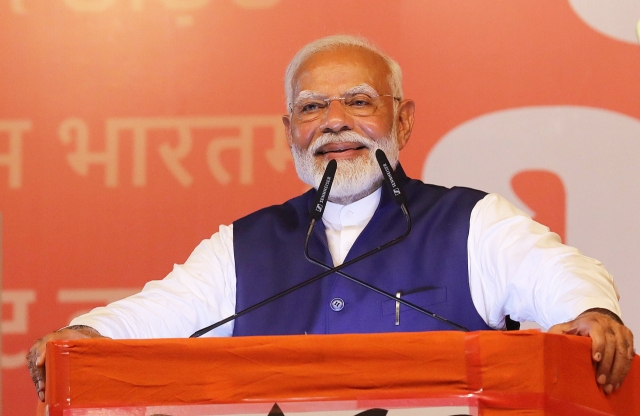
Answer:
[{"xmin": 29, "ymin": 35, "xmax": 633, "ymax": 400}]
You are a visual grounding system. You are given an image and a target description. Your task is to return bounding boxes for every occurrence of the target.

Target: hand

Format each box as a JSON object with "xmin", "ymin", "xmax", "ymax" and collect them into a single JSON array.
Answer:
[
  {"xmin": 549, "ymin": 308, "xmax": 634, "ymax": 393},
  {"xmin": 27, "ymin": 325, "xmax": 106, "ymax": 402}
]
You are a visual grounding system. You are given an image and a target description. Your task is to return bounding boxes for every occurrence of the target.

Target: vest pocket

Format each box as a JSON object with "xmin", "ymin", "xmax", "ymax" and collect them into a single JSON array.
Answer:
[{"xmin": 381, "ymin": 287, "xmax": 447, "ymax": 316}]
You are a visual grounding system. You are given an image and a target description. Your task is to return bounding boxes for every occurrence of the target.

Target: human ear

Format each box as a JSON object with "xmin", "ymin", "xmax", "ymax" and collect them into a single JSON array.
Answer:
[
  {"xmin": 394, "ymin": 99, "xmax": 415, "ymax": 150},
  {"xmin": 282, "ymin": 114, "xmax": 293, "ymax": 146}
]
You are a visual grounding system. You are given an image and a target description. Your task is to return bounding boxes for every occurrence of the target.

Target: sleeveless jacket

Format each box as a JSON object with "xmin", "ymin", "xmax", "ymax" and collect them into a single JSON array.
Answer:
[{"xmin": 232, "ymin": 165, "xmax": 492, "ymax": 335}]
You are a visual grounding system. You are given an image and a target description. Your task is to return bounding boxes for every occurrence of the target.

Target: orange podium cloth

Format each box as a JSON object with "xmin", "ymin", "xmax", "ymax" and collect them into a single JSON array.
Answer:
[{"xmin": 42, "ymin": 330, "xmax": 639, "ymax": 415}]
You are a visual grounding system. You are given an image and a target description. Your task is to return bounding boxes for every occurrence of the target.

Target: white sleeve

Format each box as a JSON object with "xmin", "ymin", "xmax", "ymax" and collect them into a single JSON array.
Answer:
[
  {"xmin": 69, "ymin": 224, "xmax": 237, "ymax": 339},
  {"xmin": 468, "ymin": 193, "xmax": 621, "ymax": 330}
]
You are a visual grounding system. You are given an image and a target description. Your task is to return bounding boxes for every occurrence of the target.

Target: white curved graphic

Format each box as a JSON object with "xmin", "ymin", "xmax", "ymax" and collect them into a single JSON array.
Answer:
[
  {"xmin": 568, "ymin": 0, "xmax": 640, "ymax": 44},
  {"xmin": 422, "ymin": 106, "xmax": 640, "ymax": 334}
]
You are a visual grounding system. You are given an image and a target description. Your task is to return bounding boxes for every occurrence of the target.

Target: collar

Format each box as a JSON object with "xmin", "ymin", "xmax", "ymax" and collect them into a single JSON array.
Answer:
[{"xmin": 322, "ymin": 188, "xmax": 381, "ymax": 229}]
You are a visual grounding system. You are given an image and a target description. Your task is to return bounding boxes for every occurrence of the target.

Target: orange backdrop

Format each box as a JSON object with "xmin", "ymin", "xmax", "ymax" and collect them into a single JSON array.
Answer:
[{"xmin": 2, "ymin": 1, "xmax": 640, "ymax": 415}]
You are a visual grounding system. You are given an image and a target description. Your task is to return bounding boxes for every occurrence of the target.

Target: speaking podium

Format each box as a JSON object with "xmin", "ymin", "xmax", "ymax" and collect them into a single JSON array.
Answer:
[{"xmin": 41, "ymin": 330, "xmax": 638, "ymax": 415}]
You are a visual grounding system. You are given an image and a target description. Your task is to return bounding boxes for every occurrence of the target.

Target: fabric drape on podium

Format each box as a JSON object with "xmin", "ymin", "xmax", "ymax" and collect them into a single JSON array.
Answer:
[{"xmin": 41, "ymin": 330, "xmax": 639, "ymax": 415}]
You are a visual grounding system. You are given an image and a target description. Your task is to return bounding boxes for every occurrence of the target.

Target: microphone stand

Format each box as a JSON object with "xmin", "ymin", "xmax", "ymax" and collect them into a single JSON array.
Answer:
[{"xmin": 190, "ymin": 151, "xmax": 470, "ymax": 337}]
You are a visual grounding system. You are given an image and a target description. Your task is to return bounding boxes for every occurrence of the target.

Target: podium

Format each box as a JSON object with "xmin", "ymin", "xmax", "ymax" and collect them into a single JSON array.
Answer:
[{"xmin": 42, "ymin": 330, "xmax": 639, "ymax": 415}]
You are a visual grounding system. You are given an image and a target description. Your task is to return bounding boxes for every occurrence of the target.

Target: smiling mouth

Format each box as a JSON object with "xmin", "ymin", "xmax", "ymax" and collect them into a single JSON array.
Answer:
[{"xmin": 316, "ymin": 145, "xmax": 367, "ymax": 155}]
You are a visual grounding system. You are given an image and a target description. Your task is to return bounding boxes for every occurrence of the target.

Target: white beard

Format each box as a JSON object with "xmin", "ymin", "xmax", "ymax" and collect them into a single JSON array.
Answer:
[{"xmin": 291, "ymin": 129, "xmax": 400, "ymax": 205}]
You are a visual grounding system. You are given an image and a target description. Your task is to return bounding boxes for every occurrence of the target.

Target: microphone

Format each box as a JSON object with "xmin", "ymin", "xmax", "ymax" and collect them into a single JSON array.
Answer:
[
  {"xmin": 307, "ymin": 159, "xmax": 337, "ymax": 240},
  {"xmin": 375, "ymin": 149, "xmax": 406, "ymax": 206},
  {"xmin": 310, "ymin": 159, "xmax": 337, "ymax": 221},
  {"xmin": 303, "ymin": 149, "xmax": 469, "ymax": 332}
]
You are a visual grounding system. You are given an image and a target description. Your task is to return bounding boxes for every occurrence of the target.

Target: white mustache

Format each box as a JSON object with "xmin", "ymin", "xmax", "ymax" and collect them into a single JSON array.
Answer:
[{"xmin": 309, "ymin": 131, "xmax": 376, "ymax": 155}]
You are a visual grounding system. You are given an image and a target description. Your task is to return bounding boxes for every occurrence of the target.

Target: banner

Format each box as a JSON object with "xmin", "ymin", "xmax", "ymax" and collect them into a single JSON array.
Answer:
[{"xmin": 2, "ymin": 1, "xmax": 639, "ymax": 414}]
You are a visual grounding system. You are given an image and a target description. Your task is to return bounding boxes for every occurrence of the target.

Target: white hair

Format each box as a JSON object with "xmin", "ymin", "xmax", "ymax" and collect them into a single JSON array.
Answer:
[{"xmin": 284, "ymin": 35, "xmax": 404, "ymax": 108}]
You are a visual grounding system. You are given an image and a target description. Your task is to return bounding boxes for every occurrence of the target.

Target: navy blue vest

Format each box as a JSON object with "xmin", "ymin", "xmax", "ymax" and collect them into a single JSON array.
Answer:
[{"xmin": 232, "ymin": 166, "xmax": 492, "ymax": 336}]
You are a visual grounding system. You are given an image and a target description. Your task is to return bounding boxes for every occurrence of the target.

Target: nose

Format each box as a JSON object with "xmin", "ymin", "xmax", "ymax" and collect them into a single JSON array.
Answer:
[{"xmin": 319, "ymin": 99, "xmax": 353, "ymax": 134}]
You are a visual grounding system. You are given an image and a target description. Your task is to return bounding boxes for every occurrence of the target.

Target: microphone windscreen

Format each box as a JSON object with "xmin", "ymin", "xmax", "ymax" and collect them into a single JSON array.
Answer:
[
  {"xmin": 310, "ymin": 159, "xmax": 337, "ymax": 220},
  {"xmin": 375, "ymin": 149, "xmax": 406, "ymax": 206}
]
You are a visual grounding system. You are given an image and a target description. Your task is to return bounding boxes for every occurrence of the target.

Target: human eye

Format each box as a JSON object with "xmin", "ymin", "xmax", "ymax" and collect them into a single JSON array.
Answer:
[
  {"xmin": 345, "ymin": 94, "xmax": 374, "ymax": 108},
  {"xmin": 297, "ymin": 100, "xmax": 325, "ymax": 114}
]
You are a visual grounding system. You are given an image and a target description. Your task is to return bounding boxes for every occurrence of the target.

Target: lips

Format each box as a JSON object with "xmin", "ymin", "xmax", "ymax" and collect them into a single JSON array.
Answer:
[{"xmin": 315, "ymin": 142, "xmax": 367, "ymax": 155}]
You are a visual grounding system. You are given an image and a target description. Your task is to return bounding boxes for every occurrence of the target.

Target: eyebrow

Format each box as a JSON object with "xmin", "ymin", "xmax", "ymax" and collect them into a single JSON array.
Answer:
[
  {"xmin": 294, "ymin": 84, "xmax": 380, "ymax": 102},
  {"xmin": 296, "ymin": 90, "xmax": 324, "ymax": 101},
  {"xmin": 344, "ymin": 84, "xmax": 379, "ymax": 96}
]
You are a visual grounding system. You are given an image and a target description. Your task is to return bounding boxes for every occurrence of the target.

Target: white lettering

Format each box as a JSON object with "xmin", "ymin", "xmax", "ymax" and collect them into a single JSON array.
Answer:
[
  {"xmin": 206, "ymin": 124, "xmax": 253, "ymax": 185},
  {"xmin": 59, "ymin": 118, "xmax": 119, "ymax": 187},
  {"xmin": 0, "ymin": 120, "xmax": 31, "ymax": 189},
  {"xmin": 1, "ymin": 289, "xmax": 37, "ymax": 369},
  {"xmin": 2, "ymin": 353, "xmax": 27, "ymax": 369},
  {"xmin": 2, "ymin": 289, "xmax": 36, "ymax": 334},
  {"xmin": 204, "ymin": 116, "xmax": 291, "ymax": 185},
  {"xmin": 105, "ymin": 118, "xmax": 195, "ymax": 186},
  {"xmin": 60, "ymin": 116, "xmax": 291, "ymax": 187}
]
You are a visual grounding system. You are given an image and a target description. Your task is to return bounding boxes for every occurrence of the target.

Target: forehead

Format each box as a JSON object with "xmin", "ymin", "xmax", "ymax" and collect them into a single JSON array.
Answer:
[{"xmin": 293, "ymin": 46, "xmax": 391, "ymax": 97}]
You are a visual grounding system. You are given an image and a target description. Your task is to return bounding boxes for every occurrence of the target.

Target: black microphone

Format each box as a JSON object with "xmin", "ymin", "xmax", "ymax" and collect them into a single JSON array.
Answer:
[
  {"xmin": 375, "ymin": 149, "xmax": 406, "ymax": 206},
  {"xmin": 307, "ymin": 159, "xmax": 337, "ymax": 240},
  {"xmin": 310, "ymin": 159, "xmax": 337, "ymax": 221},
  {"xmin": 303, "ymin": 150, "xmax": 469, "ymax": 332}
]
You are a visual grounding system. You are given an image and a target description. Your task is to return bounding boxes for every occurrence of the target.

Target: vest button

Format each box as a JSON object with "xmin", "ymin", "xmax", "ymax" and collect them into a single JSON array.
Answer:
[{"xmin": 330, "ymin": 298, "xmax": 344, "ymax": 311}]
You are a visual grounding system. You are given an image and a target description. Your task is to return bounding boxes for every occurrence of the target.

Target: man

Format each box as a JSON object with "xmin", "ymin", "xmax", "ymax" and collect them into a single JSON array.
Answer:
[{"xmin": 29, "ymin": 35, "xmax": 634, "ymax": 401}]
